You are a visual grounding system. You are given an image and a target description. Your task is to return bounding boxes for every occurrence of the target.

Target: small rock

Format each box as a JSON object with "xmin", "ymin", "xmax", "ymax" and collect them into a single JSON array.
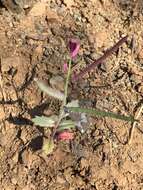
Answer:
[
  {"xmin": 138, "ymin": 84, "xmax": 143, "ymax": 93},
  {"xmin": 5, "ymin": 185, "xmax": 15, "ymax": 190},
  {"xmin": 12, "ymin": 152, "xmax": 19, "ymax": 164},
  {"xmin": 1, "ymin": 56, "xmax": 28, "ymax": 87},
  {"xmin": 138, "ymin": 48, "xmax": 143, "ymax": 59},
  {"xmin": 88, "ymin": 30, "xmax": 108, "ymax": 48},
  {"xmin": 0, "ymin": 106, "xmax": 5, "ymax": 120},
  {"xmin": 29, "ymin": 2, "xmax": 46, "ymax": 16},
  {"xmin": 95, "ymin": 30, "xmax": 109, "ymax": 48},
  {"xmin": 11, "ymin": 177, "xmax": 18, "ymax": 185},
  {"xmin": 130, "ymin": 74, "xmax": 142, "ymax": 85},
  {"xmin": 56, "ymin": 176, "xmax": 66, "ymax": 184},
  {"xmin": 80, "ymin": 158, "xmax": 88, "ymax": 169},
  {"xmin": 63, "ymin": 0, "xmax": 74, "ymax": 7}
]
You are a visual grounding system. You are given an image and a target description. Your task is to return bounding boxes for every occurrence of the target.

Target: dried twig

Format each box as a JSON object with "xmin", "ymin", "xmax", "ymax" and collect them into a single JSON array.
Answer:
[
  {"xmin": 73, "ymin": 35, "xmax": 128, "ymax": 81},
  {"xmin": 128, "ymin": 105, "xmax": 143, "ymax": 145}
]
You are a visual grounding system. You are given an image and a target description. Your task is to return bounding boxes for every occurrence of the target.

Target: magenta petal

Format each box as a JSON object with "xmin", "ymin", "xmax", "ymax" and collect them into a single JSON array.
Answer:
[
  {"xmin": 57, "ymin": 131, "xmax": 74, "ymax": 141},
  {"xmin": 69, "ymin": 39, "xmax": 80, "ymax": 59}
]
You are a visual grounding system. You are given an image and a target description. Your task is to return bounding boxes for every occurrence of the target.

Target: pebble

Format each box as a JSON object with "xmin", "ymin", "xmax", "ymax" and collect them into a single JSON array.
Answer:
[
  {"xmin": 56, "ymin": 176, "xmax": 66, "ymax": 184},
  {"xmin": 138, "ymin": 84, "xmax": 143, "ymax": 94},
  {"xmin": 0, "ymin": 106, "xmax": 5, "ymax": 120},
  {"xmin": 29, "ymin": 2, "xmax": 46, "ymax": 16}
]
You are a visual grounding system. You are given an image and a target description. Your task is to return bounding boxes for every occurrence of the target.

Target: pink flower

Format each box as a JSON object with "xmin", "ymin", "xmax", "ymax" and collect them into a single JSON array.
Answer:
[
  {"xmin": 57, "ymin": 131, "xmax": 74, "ymax": 141},
  {"xmin": 69, "ymin": 39, "xmax": 80, "ymax": 59},
  {"xmin": 63, "ymin": 62, "xmax": 68, "ymax": 72}
]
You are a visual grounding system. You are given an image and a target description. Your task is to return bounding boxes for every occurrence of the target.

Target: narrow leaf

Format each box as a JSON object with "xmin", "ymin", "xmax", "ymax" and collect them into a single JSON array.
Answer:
[
  {"xmin": 58, "ymin": 120, "xmax": 75, "ymax": 131},
  {"xmin": 32, "ymin": 115, "xmax": 58, "ymax": 127},
  {"xmin": 42, "ymin": 139, "xmax": 54, "ymax": 155},
  {"xmin": 34, "ymin": 78, "xmax": 64, "ymax": 101},
  {"xmin": 60, "ymin": 119, "xmax": 75, "ymax": 126},
  {"xmin": 67, "ymin": 107, "xmax": 136, "ymax": 122}
]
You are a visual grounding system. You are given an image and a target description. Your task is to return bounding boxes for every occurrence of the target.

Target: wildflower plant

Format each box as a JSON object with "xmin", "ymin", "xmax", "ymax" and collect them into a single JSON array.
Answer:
[{"xmin": 32, "ymin": 37, "xmax": 136, "ymax": 155}]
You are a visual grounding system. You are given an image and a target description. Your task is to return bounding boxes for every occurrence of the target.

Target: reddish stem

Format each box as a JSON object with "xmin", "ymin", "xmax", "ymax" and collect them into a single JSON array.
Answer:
[{"xmin": 72, "ymin": 35, "xmax": 128, "ymax": 81}]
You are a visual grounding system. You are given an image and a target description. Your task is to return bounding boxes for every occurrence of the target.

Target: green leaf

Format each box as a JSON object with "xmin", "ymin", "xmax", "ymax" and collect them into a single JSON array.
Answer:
[
  {"xmin": 42, "ymin": 139, "xmax": 54, "ymax": 155},
  {"xmin": 32, "ymin": 115, "xmax": 58, "ymax": 127},
  {"xmin": 58, "ymin": 120, "xmax": 75, "ymax": 131},
  {"xmin": 67, "ymin": 107, "xmax": 136, "ymax": 122},
  {"xmin": 34, "ymin": 78, "xmax": 64, "ymax": 101}
]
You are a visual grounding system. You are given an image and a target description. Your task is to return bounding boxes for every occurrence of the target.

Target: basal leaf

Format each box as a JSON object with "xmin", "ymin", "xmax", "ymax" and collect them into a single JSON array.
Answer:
[
  {"xmin": 34, "ymin": 78, "xmax": 64, "ymax": 101},
  {"xmin": 32, "ymin": 115, "xmax": 58, "ymax": 127},
  {"xmin": 42, "ymin": 139, "xmax": 54, "ymax": 155},
  {"xmin": 66, "ymin": 107, "xmax": 136, "ymax": 122}
]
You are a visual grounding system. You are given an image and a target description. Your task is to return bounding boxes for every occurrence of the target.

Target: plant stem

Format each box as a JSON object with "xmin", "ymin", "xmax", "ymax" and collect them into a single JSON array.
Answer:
[
  {"xmin": 52, "ymin": 59, "xmax": 72, "ymax": 138},
  {"xmin": 63, "ymin": 59, "xmax": 72, "ymax": 106}
]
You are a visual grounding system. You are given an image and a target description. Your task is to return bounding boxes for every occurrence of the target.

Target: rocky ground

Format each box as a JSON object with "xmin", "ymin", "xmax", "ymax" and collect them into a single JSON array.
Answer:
[{"xmin": 0, "ymin": 0, "xmax": 143, "ymax": 189}]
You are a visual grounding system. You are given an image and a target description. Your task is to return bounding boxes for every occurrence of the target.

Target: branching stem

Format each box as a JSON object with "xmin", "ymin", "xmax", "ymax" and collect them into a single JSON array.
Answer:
[{"xmin": 52, "ymin": 59, "xmax": 72, "ymax": 137}]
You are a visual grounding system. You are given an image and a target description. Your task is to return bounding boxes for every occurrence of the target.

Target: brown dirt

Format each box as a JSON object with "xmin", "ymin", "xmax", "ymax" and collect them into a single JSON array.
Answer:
[{"xmin": 0, "ymin": 0, "xmax": 143, "ymax": 189}]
